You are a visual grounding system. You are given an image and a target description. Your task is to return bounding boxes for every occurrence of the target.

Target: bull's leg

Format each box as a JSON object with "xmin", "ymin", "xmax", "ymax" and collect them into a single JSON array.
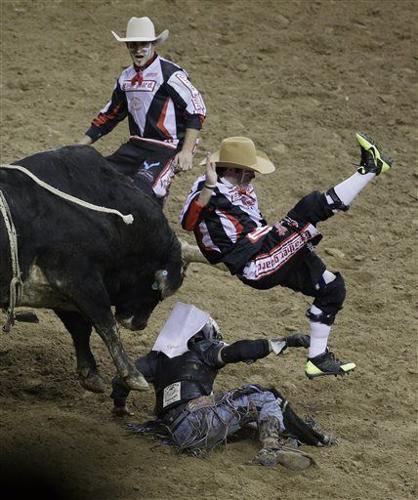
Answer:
[
  {"xmin": 73, "ymin": 310, "xmax": 148, "ymax": 391},
  {"xmin": 93, "ymin": 315, "xmax": 149, "ymax": 391},
  {"xmin": 54, "ymin": 310, "xmax": 106, "ymax": 393},
  {"xmin": 42, "ymin": 261, "xmax": 149, "ymax": 392}
]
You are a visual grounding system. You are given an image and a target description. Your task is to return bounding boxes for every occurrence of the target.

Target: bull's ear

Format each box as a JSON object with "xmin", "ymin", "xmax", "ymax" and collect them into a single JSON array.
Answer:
[{"xmin": 153, "ymin": 269, "xmax": 170, "ymax": 298}]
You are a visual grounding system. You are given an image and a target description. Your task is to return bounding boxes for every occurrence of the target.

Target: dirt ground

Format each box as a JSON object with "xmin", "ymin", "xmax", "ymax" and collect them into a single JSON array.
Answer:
[{"xmin": 0, "ymin": 0, "xmax": 417, "ymax": 499}]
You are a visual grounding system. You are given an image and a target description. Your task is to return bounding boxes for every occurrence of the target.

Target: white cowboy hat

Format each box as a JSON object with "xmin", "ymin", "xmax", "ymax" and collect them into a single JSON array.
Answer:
[
  {"xmin": 112, "ymin": 17, "xmax": 169, "ymax": 44},
  {"xmin": 201, "ymin": 137, "xmax": 275, "ymax": 174}
]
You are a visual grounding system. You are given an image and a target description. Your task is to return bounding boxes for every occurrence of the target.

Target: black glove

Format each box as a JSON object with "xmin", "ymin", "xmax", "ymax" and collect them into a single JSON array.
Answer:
[
  {"xmin": 284, "ymin": 334, "xmax": 310, "ymax": 348},
  {"xmin": 269, "ymin": 334, "xmax": 310, "ymax": 355}
]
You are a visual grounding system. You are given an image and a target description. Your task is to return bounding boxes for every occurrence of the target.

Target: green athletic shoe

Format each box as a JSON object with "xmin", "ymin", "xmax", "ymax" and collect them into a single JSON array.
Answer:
[
  {"xmin": 305, "ymin": 349, "xmax": 356, "ymax": 379},
  {"xmin": 356, "ymin": 132, "xmax": 393, "ymax": 175}
]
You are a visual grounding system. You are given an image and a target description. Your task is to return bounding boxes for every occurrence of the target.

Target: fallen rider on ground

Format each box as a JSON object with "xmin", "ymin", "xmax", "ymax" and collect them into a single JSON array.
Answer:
[{"xmin": 111, "ymin": 302, "xmax": 336, "ymax": 470}]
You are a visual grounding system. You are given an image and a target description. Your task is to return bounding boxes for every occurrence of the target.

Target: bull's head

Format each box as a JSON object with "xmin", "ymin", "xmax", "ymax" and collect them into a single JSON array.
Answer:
[{"xmin": 115, "ymin": 259, "xmax": 184, "ymax": 331}]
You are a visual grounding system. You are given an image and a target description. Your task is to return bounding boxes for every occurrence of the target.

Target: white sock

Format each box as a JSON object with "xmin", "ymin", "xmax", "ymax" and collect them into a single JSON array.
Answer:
[
  {"xmin": 328, "ymin": 171, "xmax": 375, "ymax": 207},
  {"xmin": 308, "ymin": 305, "xmax": 331, "ymax": 358}
]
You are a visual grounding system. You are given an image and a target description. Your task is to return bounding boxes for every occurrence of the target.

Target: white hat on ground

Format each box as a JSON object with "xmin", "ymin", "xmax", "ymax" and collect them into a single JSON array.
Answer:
[{"xmin": 152, "ymin": 302, "xmax": 210, "ymax": 358}]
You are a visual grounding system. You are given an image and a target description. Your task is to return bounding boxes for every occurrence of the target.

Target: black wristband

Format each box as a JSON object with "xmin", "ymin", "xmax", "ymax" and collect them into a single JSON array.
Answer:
[{"xmin": 204, "ymin": 183, "xmax": 216, "ymax": 190}]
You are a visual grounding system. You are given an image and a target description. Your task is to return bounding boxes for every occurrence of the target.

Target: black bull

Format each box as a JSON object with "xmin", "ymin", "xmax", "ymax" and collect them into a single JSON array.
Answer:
[{"xmin": 0, "ymin": 145, "xmax": 184, "ymax": 392}]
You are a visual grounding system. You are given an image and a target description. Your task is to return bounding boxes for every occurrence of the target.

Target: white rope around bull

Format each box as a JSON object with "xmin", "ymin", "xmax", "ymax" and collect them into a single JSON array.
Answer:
[
  {"xmin": 0, "ymin": 189, "xmax": 23, "ymax": 332},
  {"xmin": 0, "ymin": 164, "xmax": 134, "ymax": 224}
]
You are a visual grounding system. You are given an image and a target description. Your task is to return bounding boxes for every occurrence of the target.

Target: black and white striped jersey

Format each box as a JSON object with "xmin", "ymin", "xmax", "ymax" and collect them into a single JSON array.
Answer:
[
  {"xmin": 85, "ymin": 53, "xmax": 206, "ymax": 148},
  {"xmin": 180, "ymin": 176, "xmax": 273, "ymax": 273}
]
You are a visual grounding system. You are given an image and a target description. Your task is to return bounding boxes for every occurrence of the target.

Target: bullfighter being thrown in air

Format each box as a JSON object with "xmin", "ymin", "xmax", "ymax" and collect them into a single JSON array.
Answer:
[{"xmin": 180, "ymin": 133, "xmax": 393, "ymax": 379}]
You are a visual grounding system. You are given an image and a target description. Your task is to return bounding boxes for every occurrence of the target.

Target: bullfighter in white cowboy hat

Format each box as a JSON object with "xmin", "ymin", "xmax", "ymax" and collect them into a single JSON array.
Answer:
[{"xmin": 78, "ymin": 16, "xmax": 206, "ymax": 206}]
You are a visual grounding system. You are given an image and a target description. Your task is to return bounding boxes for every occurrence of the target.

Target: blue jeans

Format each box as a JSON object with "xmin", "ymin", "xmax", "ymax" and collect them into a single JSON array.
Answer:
[{"xmin": 170, "ymin": 385, "xmax": 285, "ymax": 453}]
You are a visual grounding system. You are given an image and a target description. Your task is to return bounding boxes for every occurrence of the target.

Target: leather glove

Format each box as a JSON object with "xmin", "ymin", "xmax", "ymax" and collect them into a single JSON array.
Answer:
[
  {"xmin": 269, "ymin": 334, "xmax": 310, "ymax": 355},
  {"xmin": 269, "ymin": 338, "xmax": 287, "ymax": 355}
]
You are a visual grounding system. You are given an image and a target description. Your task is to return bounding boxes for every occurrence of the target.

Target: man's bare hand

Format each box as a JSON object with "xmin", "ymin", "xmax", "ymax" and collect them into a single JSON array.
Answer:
[
  {"xmin": 205, "ymin": 152, "xmax": 217, "ymax": 186},
  {"xmin": 174, "ymin": 150, "xmax": 193, "ymax": 172}
]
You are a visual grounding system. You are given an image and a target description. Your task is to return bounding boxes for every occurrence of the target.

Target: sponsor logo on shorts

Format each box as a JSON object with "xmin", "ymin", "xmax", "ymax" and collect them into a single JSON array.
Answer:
[
  {"xmin": 255, "ymin": 234, "xmax": 306, "ymax": 275},
  {"xmin": 244, "ymin": 225, "xmax": 318, "ymax": 280}
]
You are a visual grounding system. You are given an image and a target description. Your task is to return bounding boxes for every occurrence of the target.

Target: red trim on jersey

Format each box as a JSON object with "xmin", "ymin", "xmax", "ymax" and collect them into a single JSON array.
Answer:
[
  {"xmin": 153, "ymin": 158, "xmax": 174, "ymax": 189},
  {"xmin": 183, "ymin": 198, "xmax": 205, "ymax": 231},
  {"xmin": 92, "ymin": 103, "xmax": 123, "ymax": 127},
  {"xmin": 219, "ymin": 209, "xmax": 244, "ymax": 240},
  {"xmin": 156, "ymin": 98, "xmax": 172, "ymax": 140}
]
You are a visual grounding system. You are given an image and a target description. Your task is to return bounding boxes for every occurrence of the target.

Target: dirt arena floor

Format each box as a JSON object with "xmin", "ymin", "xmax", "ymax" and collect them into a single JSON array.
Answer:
[{"xmin": 0, "ymin": 1, "xmax": 417, "ymax": 499}]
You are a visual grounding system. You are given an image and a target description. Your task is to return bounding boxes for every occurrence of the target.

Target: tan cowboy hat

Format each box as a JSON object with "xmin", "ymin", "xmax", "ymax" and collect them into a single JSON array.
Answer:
[
  {"xmin": 112, "ymin": 17, "xmax": 169, "ymax": 44},
  {"xmin": 202, "ymin": 137, "xmax": 275, "ymax": 174}
]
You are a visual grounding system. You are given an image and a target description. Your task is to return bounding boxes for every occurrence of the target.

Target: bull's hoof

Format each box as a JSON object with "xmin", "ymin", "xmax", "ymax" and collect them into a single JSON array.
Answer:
[
  {"xmin": 125, "ymin": 372, "xmax": 149, "ymax": 391},
  {"xmin": 112, "ymin": 405, "xmax": 135, "ymax": 417},
  {"xmin": 79, "ymin": 371, "xmax": 107, "ymax": 393},
  {"xmin": 15, "ymin": 311, "xmax": 39, "ymax": 323}
]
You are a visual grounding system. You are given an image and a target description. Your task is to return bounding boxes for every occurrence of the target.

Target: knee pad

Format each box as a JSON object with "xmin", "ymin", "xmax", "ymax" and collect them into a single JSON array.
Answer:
[
  {"xmin": 308, "ymin": 272, "xmax": 346, "ymax": 325},
  {"xmin": 325, "ymin": 187, "xmax": 349, "ymax": 213}
]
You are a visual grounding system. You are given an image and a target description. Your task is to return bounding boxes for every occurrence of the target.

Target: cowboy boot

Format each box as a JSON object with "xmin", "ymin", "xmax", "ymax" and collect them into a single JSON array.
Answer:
[
  {"xmin": 254, "ymin": 416, "xmax": 314, "ymax": 470},
  {"xmin": 259, "ymin": 415, "xmax": 280, "ymax": 449}
]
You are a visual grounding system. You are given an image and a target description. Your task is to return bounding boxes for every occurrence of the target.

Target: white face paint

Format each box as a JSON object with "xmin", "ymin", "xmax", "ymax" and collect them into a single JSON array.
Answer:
[{"xmin": 127, "ymin": 41, "xmax": 155, "ymax": 67}]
